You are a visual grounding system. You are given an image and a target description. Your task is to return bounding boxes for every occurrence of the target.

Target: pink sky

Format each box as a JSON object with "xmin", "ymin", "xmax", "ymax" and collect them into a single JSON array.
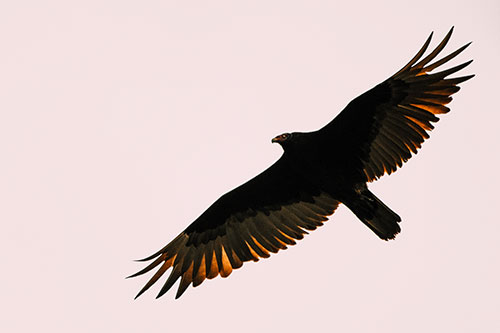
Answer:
[{"xmin": 1, "ymin": 1, "xmax": 499, "ymax": 332}]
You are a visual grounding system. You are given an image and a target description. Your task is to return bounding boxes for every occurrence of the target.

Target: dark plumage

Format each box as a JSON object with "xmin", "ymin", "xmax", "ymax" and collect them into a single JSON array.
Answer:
[{"xmin": 129, "ymin": 28, "xmax": 473, "ymax": 299}]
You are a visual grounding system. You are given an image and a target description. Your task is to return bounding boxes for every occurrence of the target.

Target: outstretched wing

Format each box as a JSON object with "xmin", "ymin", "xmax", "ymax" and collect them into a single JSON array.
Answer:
[
  {"xmin": 129, "ymin": 156, "xmax": 339, "ymax": 299},
  {"xmin": 318, "ymin": 27, "xmax": 474, "ymax": 182}
]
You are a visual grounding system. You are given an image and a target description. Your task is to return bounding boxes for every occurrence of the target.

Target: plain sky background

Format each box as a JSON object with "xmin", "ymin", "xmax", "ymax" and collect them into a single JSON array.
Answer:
[{"xmin": 1, "ymin": 1, "xmax": 499, "ymax": 332}]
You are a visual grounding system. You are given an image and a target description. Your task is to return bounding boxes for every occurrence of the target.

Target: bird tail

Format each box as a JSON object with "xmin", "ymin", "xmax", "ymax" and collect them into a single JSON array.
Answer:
[{"xmin": 344, "ymin": 189, "xmax": 401, "ymax": 240}]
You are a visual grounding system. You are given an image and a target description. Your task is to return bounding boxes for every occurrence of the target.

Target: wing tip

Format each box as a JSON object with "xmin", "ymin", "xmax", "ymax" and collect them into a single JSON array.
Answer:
[
  {"xmin": 134, "ymin": 250, "xmax": 164, "ymax": 262},
  {"xmin": 134, "ymin": 289, "xmax": 146, "ymax": 300},
  {"xmin": 175, "ymin": 289, "xmax": 187, "ymax": 299},
  {"xmin": 156, "ymin": 288, "xmax": 169, "ymax": 299}
]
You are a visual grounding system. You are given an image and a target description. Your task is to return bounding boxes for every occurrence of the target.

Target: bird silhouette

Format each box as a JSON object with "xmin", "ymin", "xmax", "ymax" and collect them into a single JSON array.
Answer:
[{"xmin": 129, "ymin": 27, "xmax": 473, "ymax": 299}]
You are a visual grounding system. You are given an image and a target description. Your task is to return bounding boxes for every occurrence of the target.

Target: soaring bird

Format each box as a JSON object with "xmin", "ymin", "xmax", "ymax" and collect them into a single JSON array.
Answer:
[{"xmin": 129, "ymin": 28, "xmax": 473, "ymax": 299}]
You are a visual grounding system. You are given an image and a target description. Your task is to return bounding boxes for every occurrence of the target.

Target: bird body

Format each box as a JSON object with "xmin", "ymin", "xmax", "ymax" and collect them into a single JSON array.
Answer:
[{"xmin": 130, "ymin": 28, "xmax": 473, "ymax": 299}]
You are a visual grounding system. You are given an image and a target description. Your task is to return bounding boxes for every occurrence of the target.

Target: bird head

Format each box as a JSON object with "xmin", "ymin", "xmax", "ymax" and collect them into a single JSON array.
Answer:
[{"xmin": 271, "ymin": 133, "xmax": 292, "ymax": 145}]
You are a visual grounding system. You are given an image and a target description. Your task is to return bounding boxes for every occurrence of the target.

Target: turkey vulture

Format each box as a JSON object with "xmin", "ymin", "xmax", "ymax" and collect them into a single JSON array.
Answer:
[{"xmin": 129, "ymin": 27, "xmax": 473, "ymax": 299}]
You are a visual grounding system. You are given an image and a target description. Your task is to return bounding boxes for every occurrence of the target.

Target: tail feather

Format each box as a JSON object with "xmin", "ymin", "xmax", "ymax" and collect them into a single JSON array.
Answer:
[{"xmin": 345, "ymin": 189, "xmax": 401, "ymax": 240}]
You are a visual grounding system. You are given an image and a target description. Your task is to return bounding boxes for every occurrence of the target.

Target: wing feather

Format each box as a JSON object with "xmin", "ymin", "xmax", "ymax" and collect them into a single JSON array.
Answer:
[
  {"xmin": 192, "ymin": 253, "xmax": 206, "ymax": 287},
  {"xmin": 204, "ymin": 241, "xmax": 217, "ymax": 279}
]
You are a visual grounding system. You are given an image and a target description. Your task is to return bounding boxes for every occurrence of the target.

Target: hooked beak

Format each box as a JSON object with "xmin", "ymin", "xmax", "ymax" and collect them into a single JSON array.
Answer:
[{"xmin": 271, "ymin": 135, "xmax": 283, "ymax": 143}]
